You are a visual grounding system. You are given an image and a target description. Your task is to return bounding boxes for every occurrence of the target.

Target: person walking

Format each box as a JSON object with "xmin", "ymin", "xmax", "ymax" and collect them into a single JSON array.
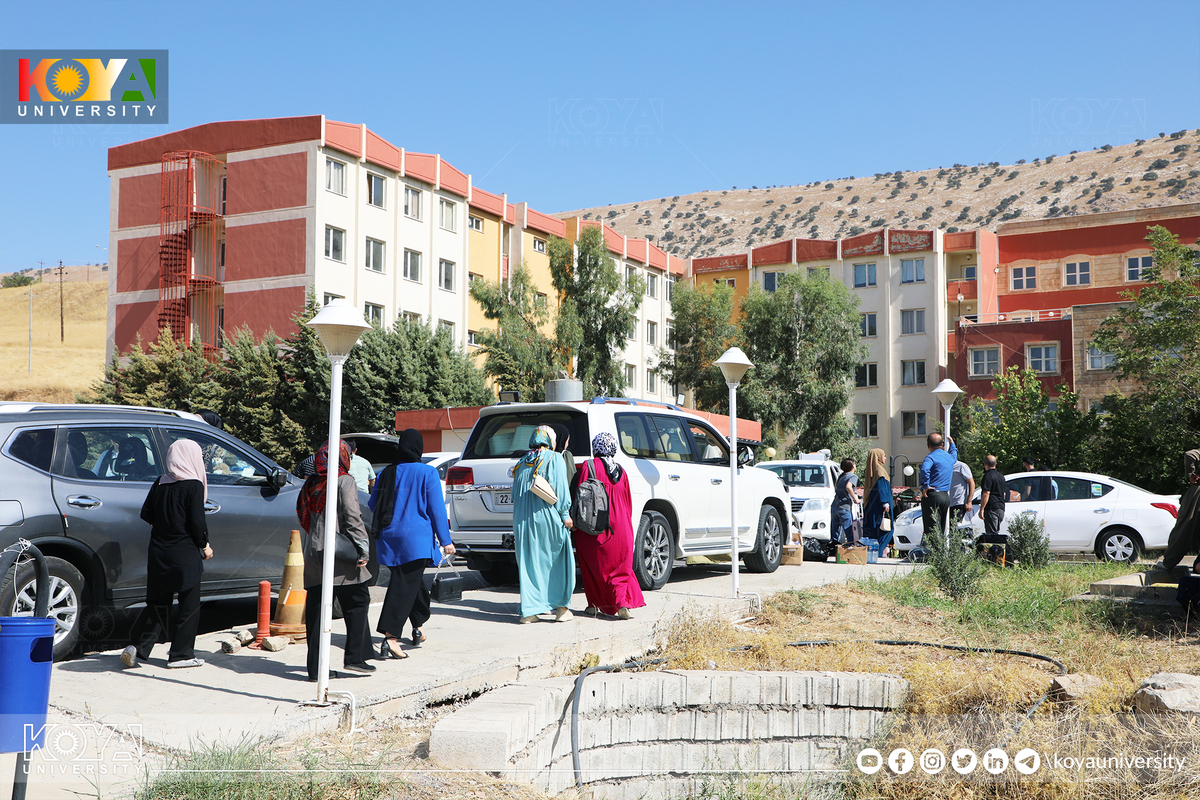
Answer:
[
  {"xmin": 948, "ymin": 446, "xmax": 975, "ymax": 523},
  {"xmin": 830, "ymin": 458, "xmax": 860, "ymax": 546},
  {"xmin": 511, "ymin": 425, "xmax": 574, "ymax": 623},
  {"xmin": 1159, "ymin": 448, "xmax": 1200, "ymax": 573},
  {"xmin": 862, "ymin": 448, "xmax": 893, "ymax": 555},
  {"xmin": 297, "ymin": 440, "xmax": 375, "ymax": 679},
  {"xmin": 549, "ymin": 423, "xmax": 576, "ymax": 486},
  {"xmin": 121, "ymin": 439, "xmax": 212, "ymax": 669},
  {"xmin": 572, "ymin": 432, "xmax": 645, "ymax": 619},
  {"xmin": 978, "ymin": 454, "xmax": 1008, "ymax": 545},
  {"xmin": 919, "ymin": 432, "xmax": 957, "ymax": 543},
  {"xmin": 370, "ymin": 429, "xmax": 455, "ymax": 658},
  {"xmin": 347, "ymin": 439, "xmax": 375, "ymax": 494}
]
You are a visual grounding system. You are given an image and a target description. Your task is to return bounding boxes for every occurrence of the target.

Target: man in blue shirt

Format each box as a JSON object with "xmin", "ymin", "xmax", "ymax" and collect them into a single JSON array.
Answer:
[{"xmin": 920, "ymin": 432, "xmax": 957, "ymax": 543}]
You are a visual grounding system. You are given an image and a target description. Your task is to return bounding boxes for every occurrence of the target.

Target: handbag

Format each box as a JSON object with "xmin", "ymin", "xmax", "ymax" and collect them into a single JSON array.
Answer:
[
  {"xmin": 431, "ymin": 554, "xmax": 464, "ymax": 603},
  {"xmin": 333, "ymin": 531, "xmax": 361, "ymax": 564},
  {"xmin": 880, "ymin": 517, "xmax": 892, "ymax": 532},
  {"xmin": 528, "ymin": 455, "xmax": 559, "ymax": 506}
]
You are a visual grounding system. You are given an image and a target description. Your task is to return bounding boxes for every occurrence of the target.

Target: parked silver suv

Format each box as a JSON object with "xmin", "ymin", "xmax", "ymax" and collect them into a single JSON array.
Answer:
[
  {"xmin": 446, "ymin": 398, "xmax": 791, "ymax": 589},
  {"xmin": 0, "ymin": 404, "xmax": 299, "ymax": 660}
]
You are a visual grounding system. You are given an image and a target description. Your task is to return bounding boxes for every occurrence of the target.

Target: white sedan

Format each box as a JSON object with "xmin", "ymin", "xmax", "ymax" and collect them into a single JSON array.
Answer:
[{"xmin": 891, "ymin": 471, "xmax": 1181, "ymax": 563}]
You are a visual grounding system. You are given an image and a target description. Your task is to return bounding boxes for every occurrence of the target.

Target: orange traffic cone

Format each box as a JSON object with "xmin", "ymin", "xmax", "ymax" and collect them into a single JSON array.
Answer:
[{"xmin": 270, "ymin": 530, "xmax": 307, "ymax": 641}]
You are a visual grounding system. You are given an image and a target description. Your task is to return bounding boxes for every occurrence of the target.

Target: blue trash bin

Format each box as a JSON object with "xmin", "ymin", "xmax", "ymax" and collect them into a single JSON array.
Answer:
[{"xmin": 0, "ymin": 617, "xmax": 55, "ymax": 753}]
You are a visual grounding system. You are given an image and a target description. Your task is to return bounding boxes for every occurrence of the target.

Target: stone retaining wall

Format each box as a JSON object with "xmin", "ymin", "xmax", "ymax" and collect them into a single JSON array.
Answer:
[{"xmin": 429, "ymin": 670, "xmax": 909, "ymax": 798}]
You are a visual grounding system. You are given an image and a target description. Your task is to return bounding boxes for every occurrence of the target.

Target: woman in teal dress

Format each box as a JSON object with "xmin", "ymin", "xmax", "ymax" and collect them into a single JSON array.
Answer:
[{"xmin": 511, "ymin": 425, "xmax": 575, "ymax": 623}]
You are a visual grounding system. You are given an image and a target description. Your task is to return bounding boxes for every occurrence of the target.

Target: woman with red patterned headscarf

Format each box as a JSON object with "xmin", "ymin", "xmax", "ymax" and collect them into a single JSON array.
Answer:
[{"xmin": 297, "ymin": 439, "xmax": 374, "ymax": 679}]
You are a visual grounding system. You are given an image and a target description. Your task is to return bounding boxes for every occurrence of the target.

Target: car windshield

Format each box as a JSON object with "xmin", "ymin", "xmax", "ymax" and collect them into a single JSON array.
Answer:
[{"xmin": 762, "ymin": 464, "xmax": 827, "ymax": 487}]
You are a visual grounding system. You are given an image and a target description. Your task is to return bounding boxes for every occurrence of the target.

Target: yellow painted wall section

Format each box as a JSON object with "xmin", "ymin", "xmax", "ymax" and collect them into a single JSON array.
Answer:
[
  {"xmin": 692, "ymin": 268, "xmax": 750, "ymax": 320},
  {"xmin": 466, "ymin": 209, "xmax": 503, "ymax": 339}
]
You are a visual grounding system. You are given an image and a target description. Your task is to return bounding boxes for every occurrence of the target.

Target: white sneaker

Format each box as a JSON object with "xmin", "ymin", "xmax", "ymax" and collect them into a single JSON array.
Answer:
[
  {"xmin": 119, "ymin": 645, "xmax": 137, "ymax": 668},
  {"xmin": 554, "ymin": 607, "xmax": 574, "ymax": 622},
  {"xmin": 166, "ymin": 658, "xmax": 205, "ymax": 668}
]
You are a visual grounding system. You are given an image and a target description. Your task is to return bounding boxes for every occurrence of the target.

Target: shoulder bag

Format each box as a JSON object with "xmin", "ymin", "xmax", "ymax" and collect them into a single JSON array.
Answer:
[
  {"xmin": 528, "ymin": 453, "xmax": 559, "ymax": 506},
  {"xmin": 431, "ymin": 552, "xmax": 464, "ymax": 603}
]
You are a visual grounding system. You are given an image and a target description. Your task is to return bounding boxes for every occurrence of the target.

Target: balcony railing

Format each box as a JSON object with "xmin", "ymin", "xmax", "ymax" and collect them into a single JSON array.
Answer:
[
  {"xmin": 958, "ymin": 309, "xmax": 1072, "ymax": 326},
  {"xmin": 947, "ymin": 279, "xmax": 978, "ymax": 302}
]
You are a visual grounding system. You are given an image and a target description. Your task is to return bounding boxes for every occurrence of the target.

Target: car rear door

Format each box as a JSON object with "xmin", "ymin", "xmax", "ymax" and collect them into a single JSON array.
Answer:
[
  {"xmin": 1003, "ymin": 474, "xmax": 1049, "ymax": 540},
  {"xmin": 2, "ymin": 426, "xmax": 65, "ymax": 544},
  {"xmin": 1039, "ymin": 476, "xmax": 1115, "ymax": 549}
]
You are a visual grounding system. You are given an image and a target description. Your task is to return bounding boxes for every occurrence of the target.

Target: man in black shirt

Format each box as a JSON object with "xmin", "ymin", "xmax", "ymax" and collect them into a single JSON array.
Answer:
[{"xmin": 979, "ymin": 455, "xmax": 1007, "ymax": 542}]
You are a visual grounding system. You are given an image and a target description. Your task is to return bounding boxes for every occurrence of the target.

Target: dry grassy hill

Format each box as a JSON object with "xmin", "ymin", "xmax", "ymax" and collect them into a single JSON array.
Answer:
[
  {"xmin": 560, "ymin": 129, "xmax": 1200, "ymax": 259},
  {"xmin": 0, "ymin": 280, "xmax": 107, "ymax": 402}
]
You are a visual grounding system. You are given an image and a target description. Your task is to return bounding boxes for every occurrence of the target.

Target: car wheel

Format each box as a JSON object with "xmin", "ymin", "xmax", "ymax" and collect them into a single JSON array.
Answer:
[
  {"xmin": 1095, "ymin": 527, "xmax": 1142, "ymax": 563},
  {"xmin": 802, "ymin": 537, "xmax": 830, "ymax": 563},
  {"xmin": 634, "ymin": 511, "xmax": 674, "ymax": 591},
  {"xmin": 0, "ymin": 556, "xmax": 86, "ymax": 662},
  {"xmin": 479, "ymin": 560, "xmax": 520, "ymax": 587},
  {"xmin": 743, "ymin": 505, "xmax": 783, "ymax": 573}
]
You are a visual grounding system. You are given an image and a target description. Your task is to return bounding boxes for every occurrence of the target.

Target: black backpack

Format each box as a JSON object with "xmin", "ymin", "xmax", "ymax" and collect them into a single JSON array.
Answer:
[{"xmin": 572, "ymin": 459, "xmax": 610, "ymax": 536}]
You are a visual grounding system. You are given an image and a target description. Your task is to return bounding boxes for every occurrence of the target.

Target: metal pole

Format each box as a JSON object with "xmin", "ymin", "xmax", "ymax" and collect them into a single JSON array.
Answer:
[
  {"xmin": 942, "ymin": 402, "xmax": 952, "ymax": 547},
  {"xmin": 728, "ymin": 381, "xmax": 739, "ymax": 598},
  {"xmin": 28, "ymin": 288, "xmax": 34, "ymax": 374},
  {"xmin": 315, "ymin": 354, "xmax": 346, "ymax": 703},
  {"xmin": 58, "ymin": 261, "xmax": 65, "ymax": 343}
]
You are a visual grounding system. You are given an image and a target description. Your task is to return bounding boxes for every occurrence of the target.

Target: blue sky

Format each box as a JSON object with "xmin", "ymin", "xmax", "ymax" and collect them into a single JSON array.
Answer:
[{"xmin": 1, "ymin": 0, "xmax": 1197, "ymax": 272}]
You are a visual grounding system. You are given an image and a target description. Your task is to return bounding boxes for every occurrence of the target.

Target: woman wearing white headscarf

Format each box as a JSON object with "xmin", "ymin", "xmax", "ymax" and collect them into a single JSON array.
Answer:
[{"xmin": 120, "ymin": 438, "xmax": 213, "ymax": 668}]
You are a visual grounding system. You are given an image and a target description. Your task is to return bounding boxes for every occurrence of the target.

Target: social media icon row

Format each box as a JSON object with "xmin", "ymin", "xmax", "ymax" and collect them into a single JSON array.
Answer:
[{"xmin": 856, "ymin": 747, "xmax": 1040, "ymax": 775}]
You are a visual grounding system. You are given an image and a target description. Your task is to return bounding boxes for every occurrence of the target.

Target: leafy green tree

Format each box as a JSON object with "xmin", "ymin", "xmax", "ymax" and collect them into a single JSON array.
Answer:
[
  {"xmin": 469, "ymin": 265, "xmax": 563, "ymax": 402},
  {"xmin": 216, "ymin": 328, "xmax": 308, "ymax": 464},
  {"xmin": 88, "ymin": 327, "xmax": 224, "ymax": 413},
  {"xmin": 736, "ymin": 271, "xmax": 863, "ymax": 455},
  {"xmin": 2, "ymin": 274, "xmax": 36, "ymax": 288},
  {"xmin": 656, "ymin": 281, "xmax": 737, "ymax": 412},
  {"xmin": 549, "ymin": 226, "xmax": 644, "ymax": 396}
]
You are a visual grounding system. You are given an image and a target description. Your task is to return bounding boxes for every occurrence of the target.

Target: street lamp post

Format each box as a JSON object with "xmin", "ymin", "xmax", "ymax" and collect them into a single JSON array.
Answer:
[
  {"xmin": 304, "ymin": 299, "xmax": 370, "ymax": 703},
  {"xmin": 714, "ymin": 346, "xmax": 753, "ymax": 598},
  {"xmin": 931, "ymin": 378, "xmax": 964, "ymax": 545}
]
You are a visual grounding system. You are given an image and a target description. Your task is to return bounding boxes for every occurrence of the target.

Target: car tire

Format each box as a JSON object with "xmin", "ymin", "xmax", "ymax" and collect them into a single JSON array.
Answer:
[
  {"xmin": 633, "ymin": 511, "xmax": 674, "ymax": 591},
  {"xmin": 1095, "ymin": 527, "xmax": 1142, "ymax": 563},
  {"xmin": 479, "ymin": 560, "xmax": 520, "ymax": 587},
  {"xmin": 0, "ymin": 556, "xmax": 86, "ymax": 662},
  {"xmin": 743, "ymin": 505, "xmax": 783, "ymax": 573},
  {"xmin": 802, "ymin": 537, "xmax": 830, "ymax": 563}
]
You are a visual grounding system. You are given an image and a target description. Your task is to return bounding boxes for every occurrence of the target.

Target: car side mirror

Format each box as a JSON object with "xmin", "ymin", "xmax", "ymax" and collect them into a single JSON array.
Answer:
[
  {"xmin": 737, "ymin": 446, "xmax": 755, "ymax": 466},
  {"xmin": 269, "ymin": 467, "xmax": 289, "ymax": 489}
]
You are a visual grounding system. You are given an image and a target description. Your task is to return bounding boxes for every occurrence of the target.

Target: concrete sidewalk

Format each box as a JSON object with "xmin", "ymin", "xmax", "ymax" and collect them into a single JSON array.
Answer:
[{"xmin": 2, "ymin": 558, "xmax": 913, "ymax": 799}]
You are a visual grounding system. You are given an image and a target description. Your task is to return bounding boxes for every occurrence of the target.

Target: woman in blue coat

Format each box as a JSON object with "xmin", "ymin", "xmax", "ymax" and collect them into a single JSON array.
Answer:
[
  {"xmin": 511, "ymin": 425, "xmax": 574, "ymax": 623},
  {"xmin": 369, "ymin": 429, "xmax": 454, "ymax": 659},
  {"xmin": 863, "ymin": 447, "xmax": 894, "ymax": 554}
]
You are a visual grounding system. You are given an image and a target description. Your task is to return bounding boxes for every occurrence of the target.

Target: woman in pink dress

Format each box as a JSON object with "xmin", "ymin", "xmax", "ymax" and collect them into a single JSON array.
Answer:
[{"xmin": 572, "ymin": 432, "xmax": 646, "ymax": 619}]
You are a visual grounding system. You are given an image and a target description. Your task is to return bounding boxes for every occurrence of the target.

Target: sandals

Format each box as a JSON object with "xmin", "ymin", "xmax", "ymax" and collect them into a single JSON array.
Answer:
[{"xmin": 379, "ymin": 637, "xmax": 408, "ymax": 660}]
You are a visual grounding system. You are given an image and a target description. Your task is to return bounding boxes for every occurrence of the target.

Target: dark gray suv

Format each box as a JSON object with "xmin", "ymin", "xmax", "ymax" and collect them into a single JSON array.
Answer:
[{"xmin": 0, "ymin": 404, "xmax": 299, "ymax": 660}]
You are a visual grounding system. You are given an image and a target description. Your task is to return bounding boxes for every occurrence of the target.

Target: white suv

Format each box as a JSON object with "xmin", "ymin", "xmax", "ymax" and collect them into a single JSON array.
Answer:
[
  {"xmin": 445, "ymin": 398, "xmax": 791, "ymax": 589},
  {"xmin": 756, "ymin": 455, "xmax": 842, "ymax": 561}
]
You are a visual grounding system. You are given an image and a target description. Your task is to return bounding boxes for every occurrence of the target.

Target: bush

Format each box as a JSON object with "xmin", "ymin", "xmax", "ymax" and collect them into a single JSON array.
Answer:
[
  {"xmin": 1006, "ymin": 513, "xmax": 1051, "ymax": 569},
  {"xmin": 923, "ymin": 509, "xmax": 987, "ymax": 600},
  {"xmin": 1149, "ymin": 158, "xmax": 1170, "ymax": 170}
]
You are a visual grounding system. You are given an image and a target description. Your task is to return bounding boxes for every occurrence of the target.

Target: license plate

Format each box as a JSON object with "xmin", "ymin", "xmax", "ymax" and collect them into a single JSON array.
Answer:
[{"xmin": 494, "ymin": 492, "xmax": 512, "ymax": 506}]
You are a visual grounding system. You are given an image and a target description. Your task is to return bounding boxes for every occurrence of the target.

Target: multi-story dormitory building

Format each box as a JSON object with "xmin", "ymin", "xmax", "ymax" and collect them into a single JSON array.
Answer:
[
  {"xmin": 106, "ymin": 115, "xmax": 686, "ymax": 405},
  {"xmin": 106, "ymin": 117, "xmax": 1197, "ymax": 477}
]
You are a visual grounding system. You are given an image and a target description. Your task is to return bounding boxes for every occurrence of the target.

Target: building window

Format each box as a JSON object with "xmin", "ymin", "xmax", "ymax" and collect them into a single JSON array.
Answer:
[
  {"xmin": 860, "ymin": 312, "xmax": 877, "ymax": 337},
  {"xmin": 535, "ymin": 292, "xmax": 548, "ymax": 310},
  {"xmin": 714, "ymin": 277, "xmax": 735, "ymax": 288},
  {"xmin": 1088, "ymin": 345, "xmax": 1117, "ymax": 370},
  {"xmin": 364, "ymin": 238, "xmax": 384, "ymax": 273},
  {"xmin": 324, "ymin": 226, "xmax": 345, "ymax": 262},
  {"xmin": 468, "ymin": 272, "xmax": 481, "ymax": 286},
  {"xmin": 217, "ymin": 240, "xmax": 225, "ymax": 282},
  {"xmin": 902, "ymin": 411, "xmax": 927, "ymax": 437},
  {"xmin": 439, "ymin": 199, "xmax": 456, "ymax": 232},
  {"xmin": 648, "ymin": 273, "xmax": 658, "ymax": 298},
  {"xmin": 646, "ymin": 320, "xmax": 657, "ymax": 346},
  {"xmin": 646, "ymin": 369, "xmax": 657, "ymax": 393},
  {"xmin": 855, "ymin": 363, "xmax": 878, "ymax": 388},
  {"xmin": 1012, "ymin": 265, "xmax": 1036, "ymax": 290},
  {"xmin": 626, "ymin": 266, "xmax": 637, "ymax": 288},
  {"xmin": 220, "ymin": 176, "xmax": 227, "ymax": 215},
  {"xmin": 1127, "ymin": 255, "xmax": 1152, "ymax": 281},
  {"xmin": 467, "ymin": 330, "xmax": 478, "ymax": 347},
  {"xmin": 901, "ymin": 360, "xmax": 926, "ymax": 386},
  {"xmin": 963, "ymin": 264, "xmax": 977, "ymax": 280},
  {"xmin": 763, "ymin": 271, "xmax": 779, "ymax": 292},
  {"xmin": 666, "ymin": 275, "xmax": 677, "ymax": 301},
  {"xmin": 1027, "ymin": 343, "xmax": 1058, "ymax": 374},
  {"xmin": 1065, "ymin": 261, "xmax": 1091, "ymax": 286},
  {"xmin": 533, "ymin": 238, "xmax": 546, "ymax": 254},
  {"xmin": 854, "ymin": 413, "xmax": 878, "ymax": 438},
  {"xmin": 439, "ymin": 259, "xmax": 455, "ymax": 292},
  {"xmin": 970, "ymin": 347, "xmax": 1000, "ymax": 377},
  {"xmin": 627, "ymin": 320, "xmax": 636, "ymax": 341},
  {"xmin": 900, "ymin": 258, "xmax": 924, "ymax": 284},
  {"xmin": 322, "ymin": 292, "xmax": 343, "ymax": 305},
  {"xmin": 438, "ymin": 319, "xmax": 454, "ymax": 336},
  {"xmin": 900, "ymin": 308, "xmax": 926, "ymax": 335},
  {"xmin": 403, "ymin": 311, "xmax": 421, "ymax": 324},
  {"xmin": 468, "ymin": 215, "xmax": 483, "ymax": 233},
  {"xmin": 364, "ymin": 302, "xmax": 384, "ymax": 327},
  {"xmin": 325, "ymin": 158, "xmax": 345, "ymax": 195},
  {"xmin": 404, "ymin": 186, "xmax": 421, "ymax": 220},
  {"xmin": 853, "ymin": 263, "xmax": 877, "ymax": 288},
  {"xmin": 366, "ymin": 174, "xmax": 385, "ymax": 208},
  {"xmin": 666, "ymin": 319, "xmax": 676, "ymax": 349},
  {"xmin": 403, "ymin": 249, "xmax": 421, "ymax": 282},
  {"xmin": 625, "ymin": 364, "xmax": 636, "ymax": 388},
  {"xmin": 807, "ymin": 267, "xmax": 829, "ymax": 279}
]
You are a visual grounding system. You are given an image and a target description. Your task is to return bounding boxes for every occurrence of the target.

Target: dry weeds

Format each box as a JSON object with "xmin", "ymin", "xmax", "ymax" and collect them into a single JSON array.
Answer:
[{"xmin": 0, "ymin": 280, "xmax": 107, "ymax": 401}]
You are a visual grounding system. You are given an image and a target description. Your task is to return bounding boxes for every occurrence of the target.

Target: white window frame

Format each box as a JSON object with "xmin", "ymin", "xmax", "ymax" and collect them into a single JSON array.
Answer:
[
  {"xmin": 533, "ymin": 237, "xmax": 546, "ymax": 254},
  {"xmin": 322, "ymin": 292, "xmax": 343, "ymax": 305},
  {"xmin": 855, "ymin": 363, "xmax": 878, "ymax": 388},
  {"xmin": 364, "ymin": 238, "xmax": 385, "ymax": 273},
  {"xmin": 324, "ymin": 226, "xmax": 345, "ymax": 262},
  {"xmin": 900, "ymin": 258, "xmax": 925, "ymax": 284},
  {"xmin": 438, "ymin": 319, "xmax": 454, "ymax": 336},
  {"xmin": 439, "ymin": 259, "xmax": 456, "ymax": 292},
  {"xmin": 468, "ymin": 214, "xmax": 483, "ymax": 233},
  {"xmin": 625, "ymin": 364, "xmax": 636, "ymax": 388},
  {"xmin": 854, "ymin": 413, "xmax": 878, "ymax": 438},
  {"xmin": 364, "ymin": 302, "xmax": 384, "ymax": 327},
  {"xmin": 763, "ymin": 271, "xmax": 778, "ymax": 292},
  {"xmin": 901, "ymin": 359, "xmax": 926, "ymax": 386},
  {"xmin": 970, "ymin": 346, "xmax": 1000, "ymax": 377},
  {"xmin": 325, "ymin": 158, "xmax": 345, "ymax": 195},
  {"xmin": 647, "ymin": 320, "xmax": 657, "ymax": 346},
  {"xmin": 403, "ymin": 249, "xmax": 421, "ymax": 283},
  {"xmin": 900, "ymin": 308, "xmax": 926, "ymax": 335},
  {"xmin": 404, "ymin": 186, "xmax": 422, "ymax": 220},
  {"xmin": 647, "ymin": 273, "xmax": 658, "ymax": 298},
  {"xmin": 666, "ymin": 275, "xmax": 677, "ymax": 301},
  {"xmin": 439, "ymin": 198, "xmax": 456, "ymax": 232},
  {"xmin": 1126, "ymin": 255, "xmax": 1152, "ymax": 282},
  {"xmin": 860, "ymin": 312, "xmax": 877, "ymax": 337},
  {"xmin": 646, "ymin": 368, "xmax": 657, "ymax": 393},
  {"xmin": 902, "ymin": 411, "xmax": 927, "ymax": 437},
  {"xmin": 366, "ymin": 173, "xmax": 385, "ymax": 208},
  {"xmin": 1065, "ymin": 260, "xmax": 1091, "ymax": 286},
  {"xmin": 467, "ymin": 330, "xmax": 478, "ymax": 347},
  {"xmin": 1088, "ymin": 345, "xmax": 1117, "ymax": 371},
  {"xmin": 963, "ymin": 264, "xmax": 977, "ymax": 280},
  {"xmin": 1026, "ymin": 342, "xmax": 1059, "ymax": 375},
  {"xmin": 853, "ymin": 262, "xmax": 877, "ymax": 288},
  {"xmin": 1012, "ymin": 265, "xmax": 1036, "ymax": 290},
  {"xmin": 666, "ymin": 319, "xmax": 676, "ymax": 350}
]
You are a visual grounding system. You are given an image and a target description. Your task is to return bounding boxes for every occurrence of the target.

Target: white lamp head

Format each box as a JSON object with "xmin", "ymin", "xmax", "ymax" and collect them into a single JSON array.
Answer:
[
  {"xmin": 715, "ymin": 346, "xmax": 754, "ymax": 386},
  {"xmin": 903, "ymin": 465, "xmax": 915, "ymax": 477},
  {"xmin": 305, "ymin": 299, "xmax": 371, "ymax": 357},
  {"xmin": 932, "ymin": 378, "xmax": 964, "ymax": 408}
]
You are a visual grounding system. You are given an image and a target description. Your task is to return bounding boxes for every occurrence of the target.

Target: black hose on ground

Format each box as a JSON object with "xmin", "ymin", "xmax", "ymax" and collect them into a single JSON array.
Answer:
[{"xmin": 571, "ymin": 657, "xmax": 667, "ymax": 789}]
